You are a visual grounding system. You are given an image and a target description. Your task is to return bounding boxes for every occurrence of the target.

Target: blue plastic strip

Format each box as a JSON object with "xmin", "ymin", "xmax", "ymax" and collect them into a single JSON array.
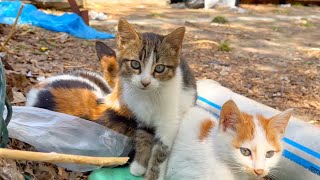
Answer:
[
  {"xmin": 283, "ymin": 150, "xmax": 320, "ymax": 176},
  {"xmin": 283, "ymin": 137, "xmax": 320, "ymax": 160},
  {"xmin": 196, "ymin": 105, "xmax": 220, "ymax": 119},
  {"xmin": 197, "ymin": 96, "xmax": 320, "ymax": 176},
  {"xmin": 197, "ymin": 96, "xmax": 221, "ymax": 110}
]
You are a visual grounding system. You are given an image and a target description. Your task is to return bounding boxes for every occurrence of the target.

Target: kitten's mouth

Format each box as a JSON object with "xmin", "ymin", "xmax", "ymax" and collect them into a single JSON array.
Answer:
[
  {"xmin": 139, "ymin": 86, "xmax": 149, "ymax": 90},
  {"xmin": 139, "ymin": 86, "xmax": 154, "ymax": 91},
  {"xmin": 252, "ymin": 173, "xmax": 268, "ymax": 179}
]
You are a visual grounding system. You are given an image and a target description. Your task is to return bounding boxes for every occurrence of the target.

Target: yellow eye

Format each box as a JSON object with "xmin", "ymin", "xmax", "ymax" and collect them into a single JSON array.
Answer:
[
  {"xmin": 155, "ymin": 64, "xmax": 165, "ymax": 73},
  {"xmin": 266, "ymin": 151, "xmax": 275, "ymax": 158},
  {"xmin": 240, "ymin": 147, "xmax": 251, "ymax": 156},
  {"xmin": 131, "ymin": 60, "xmax": 141, "ymax": 70}
]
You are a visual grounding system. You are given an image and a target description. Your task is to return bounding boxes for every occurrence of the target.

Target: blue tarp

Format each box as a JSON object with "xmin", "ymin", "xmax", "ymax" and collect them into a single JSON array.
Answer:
[{"xmin": 0, "ymin": 1, "xmax": 115, "ymax": 39}]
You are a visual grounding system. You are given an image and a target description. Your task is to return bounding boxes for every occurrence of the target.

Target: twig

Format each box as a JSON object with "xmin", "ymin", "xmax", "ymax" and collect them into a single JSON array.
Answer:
[
  {"xmin": 0, "ymin": 148, "xmax": 129, "ymax": 166},
  {"xmin": 0, "ymin": 4, "xmax": 24, "ymax": 52}
]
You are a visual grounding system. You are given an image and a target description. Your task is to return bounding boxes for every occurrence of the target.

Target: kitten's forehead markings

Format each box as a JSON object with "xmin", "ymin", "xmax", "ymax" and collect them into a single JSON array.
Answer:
[
  {"xmin": 252, "ymin": 116, "xmax": 269, "ymax": 169},
  {"xmin": 141, "ymin": 48, "xmax": 155, "ymax": 80},
  {"xmin": 140, "ymin": 46, "xmax": 147, "ymax": 62}
]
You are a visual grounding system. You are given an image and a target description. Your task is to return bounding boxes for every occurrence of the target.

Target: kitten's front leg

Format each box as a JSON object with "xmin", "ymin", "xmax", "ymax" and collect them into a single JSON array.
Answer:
[
  {"xmin": 130, "ymin": 129, "xmax": 154, "ymax": 176},
  {"xmin": 145, "ymin": 122, "xmax": 179, "ymax": 180}
]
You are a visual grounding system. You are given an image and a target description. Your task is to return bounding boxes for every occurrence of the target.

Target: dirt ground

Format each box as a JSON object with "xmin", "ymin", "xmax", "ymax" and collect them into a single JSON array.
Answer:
[{"xmin": 0, "ymin": 3, "xmax": 319, "ymax": 179}]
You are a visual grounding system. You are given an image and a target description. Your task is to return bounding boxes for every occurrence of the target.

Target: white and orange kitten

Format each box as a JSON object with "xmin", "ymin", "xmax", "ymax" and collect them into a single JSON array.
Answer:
[{"xmin": 167, "ymin": 100, "xmax": 292, "ymax": 180}]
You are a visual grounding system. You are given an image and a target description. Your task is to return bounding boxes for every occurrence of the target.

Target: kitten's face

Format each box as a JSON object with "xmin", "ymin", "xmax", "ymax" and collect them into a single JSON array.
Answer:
[
  {"xmin": 219, "ymin": 100, "xmax": 292, "ymax": 179},
  {"xmin": 116, "ymin": 18, "xmax": 185, "ymax": 91}
]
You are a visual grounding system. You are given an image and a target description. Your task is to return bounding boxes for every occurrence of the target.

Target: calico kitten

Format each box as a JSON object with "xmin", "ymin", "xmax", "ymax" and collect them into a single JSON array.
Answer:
[
  {"xmin": 167, "ymin": 100, "xmax": 292, "ymax": 180},
  {"xmin": 26, "ymin": 43, "xmax": 137, "ymax": 138},
  {"xmin": 115, "ymin": 18, "xmax": 197, "ymax": 179},
  {"xmin": 26, "ymin": 70, "xmax": 111, "ymax": 120}
]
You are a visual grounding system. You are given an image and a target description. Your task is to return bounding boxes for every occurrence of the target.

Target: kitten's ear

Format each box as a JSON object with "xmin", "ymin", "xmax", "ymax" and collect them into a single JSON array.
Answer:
[
  {"xmin": 95, "ymin": 41, "xmax": 116, "ymax": 60},
  {"xmin": 162, "ymin": 27, "xmax": 185, "ymax": 51},
  {"xmin": 219, "ymin": 100, "xmax": 242, "ymax": 133},
  {"xmin": 269, "ymin": 109, "xmax": 293, "ymax": 136},
  {"xmin": 95, "ymin": 41, "xmax": 118, "ymax": 88},
  {"xmin": 117, "ymin": 18, "xmax": 140, "ymax": 50}
]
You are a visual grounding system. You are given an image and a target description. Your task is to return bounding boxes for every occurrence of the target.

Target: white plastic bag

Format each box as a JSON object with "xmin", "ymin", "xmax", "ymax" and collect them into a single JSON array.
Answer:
[
  {"xmin": 204, "ymin": 0, "xmax": 236, "ymax": 9},
  {"xmin": 204, "ymin": 0, "xmax": 219, "ymax": 9},
  {"xmin": 6, "ymin": 106, "xmax": 133, "ymax": 172}
]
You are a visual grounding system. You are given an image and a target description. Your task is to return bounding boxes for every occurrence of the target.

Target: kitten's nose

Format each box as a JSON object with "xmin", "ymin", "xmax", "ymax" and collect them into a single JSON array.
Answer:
[
  {"xmin": 254, "ymin": 169, "xmax": 264, "ymax": 176},
  {"xmin": 141, "ymin": 80, "xmax": 151, "ymax": 87}
]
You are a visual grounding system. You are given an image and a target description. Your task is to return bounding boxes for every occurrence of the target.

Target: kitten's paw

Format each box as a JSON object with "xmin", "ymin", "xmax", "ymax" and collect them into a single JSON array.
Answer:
[{"xmin": 130, "ymin": 161, "xmax": 146, "ymax": 176}]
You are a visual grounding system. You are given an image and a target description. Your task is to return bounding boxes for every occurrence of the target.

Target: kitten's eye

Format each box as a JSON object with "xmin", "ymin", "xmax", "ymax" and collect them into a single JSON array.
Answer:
[
  {"xmin": 154, "ymin": 64, "xmax": 165, "ymax": 73},
  {"xmin": 240, "ymin": 148, "xmax": 251, "ymax": 156},
  {"xmin": 266, "ymin": 151, "xmax": 275, "ymax": 158},
  {"xmin": 130, "ymin": 60, "xmax": 141, "ymax": 70}
]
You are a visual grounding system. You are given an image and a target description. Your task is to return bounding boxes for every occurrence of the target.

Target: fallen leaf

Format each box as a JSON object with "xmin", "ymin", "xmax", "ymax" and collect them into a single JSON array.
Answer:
[
  {"xmin": 0, "ymin": 158, "xmax": 24, "ymax": 180},
  {"xmin": 40, "ymin": 47, "xmax": 49, "ymax": 52},
  {"xmin": 11, "ymin": 91, "xmax": 26, "ymax": 104},
  {"xmin": 58, "ymin": 167, "xmax": 69, "ymax": 179}
]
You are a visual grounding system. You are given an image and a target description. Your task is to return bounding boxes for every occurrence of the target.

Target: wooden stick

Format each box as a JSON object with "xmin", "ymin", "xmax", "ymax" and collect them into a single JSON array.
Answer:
[
  {"xmin": 0, "ymin": 148, "xmax": 129, "ymax": 166},
  {"xmin": 0, "ymin": 4, "xmax": 24, "ymax": 52}
]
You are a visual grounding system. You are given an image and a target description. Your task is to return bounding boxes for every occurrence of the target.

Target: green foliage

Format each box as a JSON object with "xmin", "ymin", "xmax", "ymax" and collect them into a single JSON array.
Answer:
[
  {"xmin": 292, "ymin": 2, "xmax": 304, "ymax": 7},
  {"xmin": 272, "ymin": 26, "xmax": 280, "ymax": 32},
  {"xmin": 150, "ymin": 13, "xmax": 161, "ymax": 18},
  {"xmin": 212, "ymin": 16, "xmax": 228, "ymax": 24},
  {"xmin": 300, "ymin": 18, "xmax": 313, "ymax": 27},
  {"xmin": 218, "ymin": 40, "xmax": 231, "ymax": 52}
]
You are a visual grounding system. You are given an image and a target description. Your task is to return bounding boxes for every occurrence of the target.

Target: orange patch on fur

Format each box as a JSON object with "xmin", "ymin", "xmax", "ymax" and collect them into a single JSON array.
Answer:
[
  {"xmin": 257, "ymin": 114, "xmax": 282, "ymax": 151},
  {"xmin": 232, "ymin": 112, "xmax": 255, "ymax": 148},
  {"xmin": 104, "ymin": 80, "xmax": 133, "ymax": 118},
  {"xmin": 101, "ymin": 55, "xmax": 118, "ymax": 88},
  {"xmin": 51, "ymin": 88, "xmax": 108, "ymax": 120},
  {"xmin": 198, "ymin": 119, "xmax": 215, "ymax": 141},
  {"xmin": 220, "ymin": 100, "xmax": 255, "ymax": 148}
]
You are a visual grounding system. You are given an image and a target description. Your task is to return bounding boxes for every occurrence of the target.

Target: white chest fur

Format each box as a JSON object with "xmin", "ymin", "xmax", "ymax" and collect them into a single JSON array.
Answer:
[
  {"xmin": 122, "ymin": 68, "xmax": 195, "ymax": 128},
  {"xmin": 167, "ymin": 107, "xmax": 236, "ymax": 180}
]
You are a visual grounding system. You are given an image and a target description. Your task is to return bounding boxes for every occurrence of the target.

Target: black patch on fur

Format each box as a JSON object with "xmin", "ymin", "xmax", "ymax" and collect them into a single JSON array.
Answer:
[
  {"xmin": 33, "ymin": 90, "xmax": 56, "ymax": 111},
  {"xmin": 96, "ymin": 109, "xmax": 138, "ymax": 137},
  {"xmin": 71, "ymin": 71, "xmax": 111, "ymax": 94},
  {"xmin": 179, "ymin": 58, "xmax": 197, "ymax": 103},
  {"xmin": 95, "ymin": 41, "xmax": 116, "ymax": 60},
  {"xmin": 127, "ymin": 148, "xmax": 136, "ymax": 164},
  {"xmin": 140, "ymin": 33, "xmax": 164, "ymax": 63},
  {"xmin": 138, "ymin": 125, "xmax": 155, "ymax": 135},
  {"xmin": 180, "ymin": 58, "xmax": 196, "ymax": 90},
  {"xmin": 49, "ymin": 79, "xmax": 95, "ymax": 90}
]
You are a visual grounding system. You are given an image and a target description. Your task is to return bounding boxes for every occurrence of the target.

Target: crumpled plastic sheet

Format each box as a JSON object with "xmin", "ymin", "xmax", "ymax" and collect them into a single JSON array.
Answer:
[{"xmin": 5, "ymin": 106, "xmax": 133, "ymax": 172}]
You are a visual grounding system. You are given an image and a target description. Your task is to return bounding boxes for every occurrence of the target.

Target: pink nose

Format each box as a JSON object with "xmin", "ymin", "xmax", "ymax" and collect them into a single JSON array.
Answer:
[
  {"xmin": 254, "ymin": 169, "xmax": 264, "ymax": 176},
  {"xmin": 141, "ymin": 80, "xmax": 151, "ymax": 87}
]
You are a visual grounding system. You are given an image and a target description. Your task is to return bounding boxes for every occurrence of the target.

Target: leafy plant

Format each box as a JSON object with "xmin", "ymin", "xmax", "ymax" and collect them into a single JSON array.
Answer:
[
  {"xmin": 218, "ymin": 40, "xmax": 231, "ymax": 52},
  {"xmin": 212, "ymin": 16, "xmax": 228, "ymax": 24},
  {"xmin": 300, "ymin": 18, "xmax": 313, "ymax": 27}
]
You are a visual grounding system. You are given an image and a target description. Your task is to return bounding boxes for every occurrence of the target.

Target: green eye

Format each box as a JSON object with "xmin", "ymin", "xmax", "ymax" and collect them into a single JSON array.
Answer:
[
  {"xmin": 131, "ymin": 60, "xmax": 141, "ymax": 70},
  {"xmin": 240, "ymin": 147, "xmax": 251, "ymax": 156},
  {"xmin": 266, "ymin": 151, "xmax": 275, "ymax": 158},
  {"xmin": 155, "ymin": 64, "xmax": 165, "ymax": 73}
]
